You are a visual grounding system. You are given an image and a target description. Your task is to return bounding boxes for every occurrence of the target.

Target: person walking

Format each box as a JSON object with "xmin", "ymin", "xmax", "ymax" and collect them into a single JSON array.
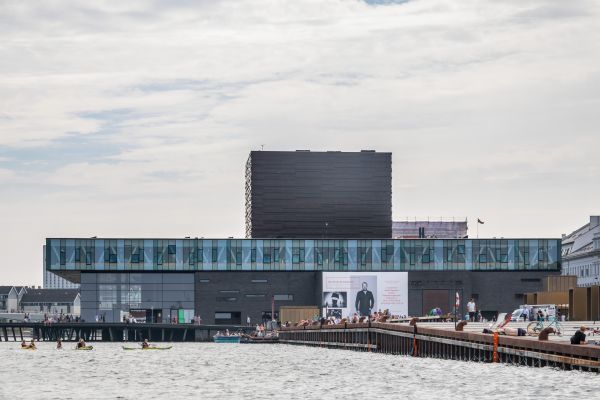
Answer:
[
  {"xmin": 246, "ymin": 315, "xmax": 251, "ymax": 326},
  {"xmin": 467, "ymin": 298, "xmax": 476, "ymax": 322}
]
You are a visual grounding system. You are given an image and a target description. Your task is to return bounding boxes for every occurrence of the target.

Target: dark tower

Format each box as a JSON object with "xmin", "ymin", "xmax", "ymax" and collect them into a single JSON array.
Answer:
[{"xmin": 245, "ymin": 150, "xmax": 392, "ymax": 238}]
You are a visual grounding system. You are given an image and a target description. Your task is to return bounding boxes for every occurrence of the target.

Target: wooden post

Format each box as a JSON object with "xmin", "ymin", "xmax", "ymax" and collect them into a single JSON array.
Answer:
[{"xmin": 493, "ymin": 332, "xmax": 499, "ymax": 363}]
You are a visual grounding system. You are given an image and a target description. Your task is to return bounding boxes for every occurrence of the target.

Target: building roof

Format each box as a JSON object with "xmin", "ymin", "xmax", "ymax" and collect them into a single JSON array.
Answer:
[
  {"xmin": 562, "ymin": 216, "xmax": 600, "ymax": 259},
  {"xmin": 20, "ymin": 289, "xmax": 79, "ymax": 303},
  {"xmin": 0, "ymin": 286, "xmax": 16, "ymax": 295}
]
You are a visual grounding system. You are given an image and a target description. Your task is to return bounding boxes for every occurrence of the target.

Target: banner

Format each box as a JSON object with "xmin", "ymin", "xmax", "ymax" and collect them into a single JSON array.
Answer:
[{"xmin": 322, "ymin": 272, "xmax": 408, "ymax": 318}]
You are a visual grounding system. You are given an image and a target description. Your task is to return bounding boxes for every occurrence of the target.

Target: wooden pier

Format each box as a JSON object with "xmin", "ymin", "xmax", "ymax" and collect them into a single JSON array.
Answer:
[
  {"xmin": 0, "ymin": 322, "xmax": 254, "ymax": 342},
  {"xmin": 279, "ymin": 322, "xmax": 600, "ymax": 372}
]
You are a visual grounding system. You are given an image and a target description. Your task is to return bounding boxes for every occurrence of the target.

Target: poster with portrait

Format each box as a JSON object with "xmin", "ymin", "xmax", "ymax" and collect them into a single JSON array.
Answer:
[{"xmin": 322, "ymin": 272, "xmax": 408, "ymax": 318}]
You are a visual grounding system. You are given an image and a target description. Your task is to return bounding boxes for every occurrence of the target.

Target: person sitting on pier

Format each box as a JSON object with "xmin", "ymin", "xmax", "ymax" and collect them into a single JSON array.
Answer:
[
  {"xmin": 77, "ymin": 338, "xmax": 87, "ymax": 349},
  {"xmin": 570, "ymin": 326, "xmax": 588, "ymax": 345},
  {"xmin": 56, "ymin": 339, "xmax": 63, "ymax": 349}
]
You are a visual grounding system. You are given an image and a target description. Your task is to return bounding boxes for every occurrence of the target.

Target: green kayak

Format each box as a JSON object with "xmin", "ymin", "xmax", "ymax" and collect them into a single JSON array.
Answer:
[{"xmin": 122, "ymin": 345, "xmax": 173, "ymax": 351}]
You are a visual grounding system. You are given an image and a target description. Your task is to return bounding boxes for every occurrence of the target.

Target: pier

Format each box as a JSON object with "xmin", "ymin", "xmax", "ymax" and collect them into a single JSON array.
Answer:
[
  {"xmin": 0, "ymin": 322, "xmax": 255, "ymax": 342},
  {"xmin": 279, "ymin": 322, "xmax": 600, "ymax": 372}
]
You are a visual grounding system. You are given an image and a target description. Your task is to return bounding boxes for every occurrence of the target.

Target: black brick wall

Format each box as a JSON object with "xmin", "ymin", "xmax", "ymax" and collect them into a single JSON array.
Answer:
[{"xmin": 245, "ymin": 151, "xmax": 392, "ymax": 238}]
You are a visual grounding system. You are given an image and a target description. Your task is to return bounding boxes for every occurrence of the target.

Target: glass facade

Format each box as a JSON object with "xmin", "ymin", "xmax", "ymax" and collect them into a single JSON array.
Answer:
[
  {"xmin": 80, "ymin": 272, "xmax": 194, "ymax": 323},
  {"xmin": 48, "ymin": 238, "xmax": 561, "ymax": 272}
]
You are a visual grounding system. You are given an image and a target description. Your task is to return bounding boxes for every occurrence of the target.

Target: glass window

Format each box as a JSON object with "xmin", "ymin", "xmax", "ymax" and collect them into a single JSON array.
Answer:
[{"xmin": 274, "ymin": 294, "xmax": 293, "ymax": 301}]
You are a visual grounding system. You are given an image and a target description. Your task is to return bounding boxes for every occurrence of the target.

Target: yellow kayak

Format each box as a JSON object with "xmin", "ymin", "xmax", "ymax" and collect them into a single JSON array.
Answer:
[
  {"xmin": 75, "ymin": 346, "xmax": 94, "ymax": 350},
  {"xmin": 20, "ymin": 346, "xmax": 36, "ymax": 350}
]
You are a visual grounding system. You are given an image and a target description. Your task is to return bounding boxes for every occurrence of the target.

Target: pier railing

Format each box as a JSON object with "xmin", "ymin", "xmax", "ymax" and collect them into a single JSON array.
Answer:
[{"xmin": 279, "ymin": 322, "xmax": 600, "ymax": 372}]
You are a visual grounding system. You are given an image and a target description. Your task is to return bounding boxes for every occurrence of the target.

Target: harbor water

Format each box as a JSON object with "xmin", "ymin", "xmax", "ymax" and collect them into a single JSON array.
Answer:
[{"xmin": 0, "ymin": 342, "xmax": 595, "ymax": 399}]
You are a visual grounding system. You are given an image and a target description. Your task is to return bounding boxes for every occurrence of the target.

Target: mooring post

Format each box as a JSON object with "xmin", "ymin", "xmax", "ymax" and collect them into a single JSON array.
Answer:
[{"xmin": 493, "ymin": 332, "xmax": 499, "ymax": 363}]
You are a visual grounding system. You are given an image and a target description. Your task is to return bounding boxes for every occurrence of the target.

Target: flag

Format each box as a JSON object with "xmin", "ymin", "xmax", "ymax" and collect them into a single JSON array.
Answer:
[
  {"xmin": 477, "ymin": 218, "xmax": 485, "ymax": 224},
  {"xmin": 455, "ymin": 291, "xmax": 460, "ymax": 308}
]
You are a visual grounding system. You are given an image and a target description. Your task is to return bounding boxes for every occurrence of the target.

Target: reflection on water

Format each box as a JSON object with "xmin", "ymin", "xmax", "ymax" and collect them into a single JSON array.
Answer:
[{"xmin": 0, "ymin": 343, "xmax": 595, "ymax": 399}]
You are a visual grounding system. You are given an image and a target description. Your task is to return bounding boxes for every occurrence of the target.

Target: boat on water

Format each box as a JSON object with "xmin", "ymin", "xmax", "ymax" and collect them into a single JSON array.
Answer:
[
  {"xmin": 213, "ymin": 334, "xmax": 241, "ymax": 343},
  {"xmin": 122, "ymin": 345, "xmax": 173, "ymax": 351},
  {"xmin": 75, "ymin": 346, "xmax": 94, "ymax": 351},
  {"xmin": 20, "ymin": 346, "xmax": 36, "ymax": 350}
]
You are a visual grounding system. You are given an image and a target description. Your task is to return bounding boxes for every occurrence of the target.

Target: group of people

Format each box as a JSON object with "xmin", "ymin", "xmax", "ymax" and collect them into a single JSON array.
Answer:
[
  {"xmin": 41, "ymin": 313, "xmax": 80, "ymax": 325},
  {"xmin": 20, "ymin": 339, "xmax": 36, "ymax": 349}
]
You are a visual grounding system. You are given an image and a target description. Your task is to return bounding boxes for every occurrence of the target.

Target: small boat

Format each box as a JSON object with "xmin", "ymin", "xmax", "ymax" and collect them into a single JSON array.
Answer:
[
  {"xmin": 75, "ymin": 346, "xmax": 94, "ymax": 351},
  {"xmin": 20, "ymin": 346, "xmax": 36, "ymax": 350},
  {"xmin": 213, "ymin": 334, "xmax": 241, "ymax": 343},
  {"xmin": 122, "ymin": 345, "xmax": 173, "ymax": 351}
]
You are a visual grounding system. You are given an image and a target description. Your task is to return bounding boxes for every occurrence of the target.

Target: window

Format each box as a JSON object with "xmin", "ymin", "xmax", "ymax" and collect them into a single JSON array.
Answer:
[
  {"xmin": 457, "ymin": 245, "xmax": 465, "ymax": 255},
  {"xmin": 422, "ymin": 251, "xmax": 430, "ymax": 263},
  {"xmin": 274, "ymin": 294, "xmax": 293, "ymax": 301},
  {"xmin": 199, "ymin": 279, "xmax": 210, "ymax": 283},
  {"xmin": 219, "ymin": 290, "xmax": 239, "ymax": 294},
  {"xmin": 478, "ymin": 254, "xmax": 487, "ymax": 263},
  {"xmin": 246, "ymin": 294, "xmax": 266, "ymax": 298},
  {"xmin": 212, "ymin": 249, "xmax": 218, "ymax": 263},
  {"xmin": 251, "ymin": 249, "xmax": 256, "ymax": 263},
  {"xmin": 251, "ymin": 279, "xmax": 267, "ymax": 283},
  {"xmin": 168, "ymin": 245, "xmax": 176, "ymax": 255}
]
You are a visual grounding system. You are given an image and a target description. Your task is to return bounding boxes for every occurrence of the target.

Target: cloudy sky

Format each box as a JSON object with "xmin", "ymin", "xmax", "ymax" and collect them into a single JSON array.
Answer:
[{"xmin": 1, "ymin": 0, "xmax": 599, "ymax": 284}]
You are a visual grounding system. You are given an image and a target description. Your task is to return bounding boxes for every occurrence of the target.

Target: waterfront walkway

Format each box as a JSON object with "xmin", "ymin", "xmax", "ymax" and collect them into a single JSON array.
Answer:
[{"xmin": 279, "ymin": 321, "xmax": 600, "ymax": 371}]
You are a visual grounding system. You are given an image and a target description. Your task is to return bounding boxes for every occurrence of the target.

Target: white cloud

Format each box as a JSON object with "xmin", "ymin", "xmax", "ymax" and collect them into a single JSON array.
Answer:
[{"xmin": 1, "ymin": 0, "xmax": 600, "ymax": 283}]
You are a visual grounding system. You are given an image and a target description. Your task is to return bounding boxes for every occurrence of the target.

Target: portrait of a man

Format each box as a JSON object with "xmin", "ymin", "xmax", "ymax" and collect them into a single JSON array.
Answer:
[{"xmin": 355, "ymin": 282, "xmax": 374, "ymax": 316}]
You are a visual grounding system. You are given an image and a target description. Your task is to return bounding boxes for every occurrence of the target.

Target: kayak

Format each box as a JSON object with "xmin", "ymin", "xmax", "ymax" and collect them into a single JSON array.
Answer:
[
  {"xmin": 122, "ymin": 345, "xmax": 173, "ymax": 350},
  {"xmin": 20, "ymin": 346, "xmax": 36, "ymax": 350},
  {"xmin": 75, "ymin": 346, "xmax": 94, "ymax": 350}
]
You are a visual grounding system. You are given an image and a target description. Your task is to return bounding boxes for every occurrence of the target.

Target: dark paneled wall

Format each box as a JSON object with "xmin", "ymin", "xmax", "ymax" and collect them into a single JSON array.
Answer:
[
  {"xmin": 407, "ymin": 270, "xmax": 561, "ymax": 317},
  {"xmin": 194, "ymin": 271, "xmax": 320, "ymax": 324},
  {"xmin": 246, "ymin": 151, "xmax": 392, "ymax": 238}
]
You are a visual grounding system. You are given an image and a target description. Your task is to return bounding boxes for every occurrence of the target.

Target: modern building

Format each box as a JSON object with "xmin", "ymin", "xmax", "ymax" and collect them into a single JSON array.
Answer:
[
  {"xmin": 44, "ymin": 150, "xmax": 562, "ymax": 323},
  {"xmin": 46, "ymin": 237, "xmax": 561, "ymax": 323},
  {"xmin": 245, "ymin": 150, "xmax": 392, "ymax": 239},
  {"xmin": 561, "ymin": 215, "xmax": 600, "ymax": 287},
  {"xmin": 393, "ymin": 219, "xmax": 468, "ymax": 239},
  {"xmin": 43, "ymin": 245, "xmax": 80, "ymax": 289},
  {"xmin": 19, "ymin": 288, "xmax": 80, "ymax": 315}
]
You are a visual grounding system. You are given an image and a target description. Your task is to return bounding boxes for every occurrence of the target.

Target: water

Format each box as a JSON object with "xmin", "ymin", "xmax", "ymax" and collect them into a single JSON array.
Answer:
[{"xmin": 0, "ymin": 342, "xmax": 595, "ymax": 399}]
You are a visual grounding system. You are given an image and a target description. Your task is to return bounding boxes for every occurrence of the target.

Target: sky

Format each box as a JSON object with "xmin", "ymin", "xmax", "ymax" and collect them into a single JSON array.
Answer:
[{"xmin": 1, "ymin": 0, "xmax": 599, "ymax": 285}]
